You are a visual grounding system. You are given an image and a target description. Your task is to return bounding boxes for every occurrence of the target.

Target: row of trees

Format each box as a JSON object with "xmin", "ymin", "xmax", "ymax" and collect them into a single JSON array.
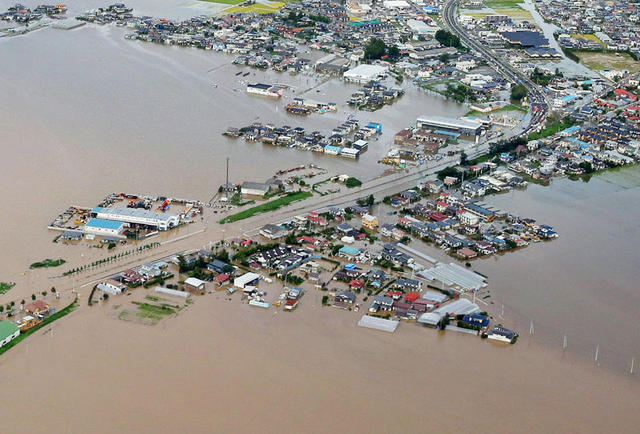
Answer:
[{"xmin": 64, "ymin": 243, "xmax": 160, "ymax": 275}]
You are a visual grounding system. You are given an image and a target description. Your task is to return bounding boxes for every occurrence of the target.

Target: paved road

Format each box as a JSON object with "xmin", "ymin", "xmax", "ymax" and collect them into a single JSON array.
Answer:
[{"xmin": 442, "ymin": 0, "xmax": 549, "ymax": 135}]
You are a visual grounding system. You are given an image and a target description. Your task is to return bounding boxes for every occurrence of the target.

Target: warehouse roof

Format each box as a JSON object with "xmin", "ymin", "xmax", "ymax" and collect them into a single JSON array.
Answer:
[
  {"xmin": 0, "ymin": 320, "xmax": 19, "ymax": 340},
  {"xmin": 357, "ymin": 315, "xmax": 399, "ymax": 332},
  {"xmin": 85, "ymin": 218, "xmax": 125, "ymax": 230},
  {"xmin": 92, "ymin": 207, "xmax": 177, "ymax": 222}
]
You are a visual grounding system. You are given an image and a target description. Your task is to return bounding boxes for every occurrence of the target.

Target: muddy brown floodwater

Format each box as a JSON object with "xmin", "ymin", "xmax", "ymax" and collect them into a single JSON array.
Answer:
[{"xmin": 0, "ymin": 0, "xmax": 638, "ymax": 431}]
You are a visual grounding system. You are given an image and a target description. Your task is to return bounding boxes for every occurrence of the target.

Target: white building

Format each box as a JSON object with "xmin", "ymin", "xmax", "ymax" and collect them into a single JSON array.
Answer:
[
  {"xmin": 246, "ymin": 83, "xmax": 283, "ymax": 98},
  {"xmin": 91, "ymin": 207, "xmax": 179, "ymax": 231},
  {"xmin": 83, "ymin": 218, "xmax": 126, "ymax": 237},
  {"xmin": 241, "ymin": 181, "xmax": 269, "ymax": 196},
  {"xmin": 234, "ymin": 272, "xmax": 261, "ymax": 289},
  {"xmin": 343, "ymin": 64, "xmax": 387, "ymax": 83},
  {"xmin": 459, "ymin": 211, "xmax": 480, "ymax": 226},
  {"xmin": 383, "ymin": 0, "xmax": 410, "ymax": 8}
]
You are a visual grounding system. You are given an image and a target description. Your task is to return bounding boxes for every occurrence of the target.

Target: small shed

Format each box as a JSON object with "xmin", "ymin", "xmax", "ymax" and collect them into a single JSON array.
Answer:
[{"xmin": 184, "ymin": 277, "xmax": 206, "ymax": 295}]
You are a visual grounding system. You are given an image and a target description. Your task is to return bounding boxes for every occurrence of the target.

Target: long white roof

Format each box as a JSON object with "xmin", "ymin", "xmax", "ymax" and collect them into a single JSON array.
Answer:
[
  {"xmin": 417, "ymin": 115, "xmax": 483, "ymax": 130},
  {"xmin": 358, "ymin": 315, "xmax": 399, "ymax": 332}
]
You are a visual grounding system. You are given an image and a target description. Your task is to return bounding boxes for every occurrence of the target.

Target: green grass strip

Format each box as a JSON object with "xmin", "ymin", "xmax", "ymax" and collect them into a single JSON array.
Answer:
[
  {"xmin": 220, "ymin": 191, "xmax": 312, "ymax": 223},
  {"xmin": 30, "ymin": 258, "xmax": 66, "ymax": 269},
  {"xmin": 0, "ymin": 298, "xmax": 78, "ymax": 357}
]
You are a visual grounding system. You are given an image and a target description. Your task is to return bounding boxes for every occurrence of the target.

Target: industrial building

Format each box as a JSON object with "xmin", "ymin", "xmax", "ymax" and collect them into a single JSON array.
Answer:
[
  {"xmin": 241, "ymin": 181, "xmax": 270, "ymax": 197},
  {"xmin": 0, "ymin": 321, "xmax": 20, "ymax": 348},
  {"xmin": 91, "ymin": 207, "xmax": 179, "ymax": 231},
  {"xmin": 234, "ymin": 272, "xmax": 261, "ymax": 289},
  {"xmin": 416, "ymin": 116, "xmax": 483, "ymax": 136},
  {"xmin": 246, "ymin": 83, "xmax": 283, "ymax": 98},
  {"xmin": 83, "ymin": 218, "xmax": 126, "ymax": 237},
  {"xmin": 343, "ymin": 64, "xmax": 387, "ymax": 83}
]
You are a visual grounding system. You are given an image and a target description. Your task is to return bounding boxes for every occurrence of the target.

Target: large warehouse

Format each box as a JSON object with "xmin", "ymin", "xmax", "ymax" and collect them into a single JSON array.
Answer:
[
  {"xmin": 343, "ymin": 64, "xmax": 387, "ymax": 83},
  {"xmin": 416, "ymin": 115, "xmax": 483, "ymax": 136},
  {"xmin": 91, "ymin": 207, "xmax": 179, "ymax": 230}
]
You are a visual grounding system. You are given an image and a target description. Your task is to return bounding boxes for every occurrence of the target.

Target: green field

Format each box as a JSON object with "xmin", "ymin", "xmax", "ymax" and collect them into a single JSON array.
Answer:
[
  {"xmin": 575, "ymin": 51, "xmax": 640, "ymax": 73},
  {"xmin": 224, "ymin": 2, "xmax": 283, "ymax": 13},
  {"xmin": 0, "ymin": 298, "xmax": 78, "ymax": 357},
  {"xmin": 483, "ymin": 0, "xmax": 523, "ymax": 8},
  {"xmin": 29, "ymin": 258, "xmax": 66, "ymax": 269},
  {"xmin": 0, "ymin": 282, "xmax": 15, "ymax": 295},
  {"xmin": 220, "ymin": 191, "xmax": 312, "ymax": 223},
  {"xmin": 466, "ymin": 104, "xmax": 527, "ymax": 116},
  {"xmin": 528, "ymin": 119, "xmax": 574, "ymax": 141},
  {"xmin": 200, "ymin": 0, "xmax": 245, "ymax": 4}
]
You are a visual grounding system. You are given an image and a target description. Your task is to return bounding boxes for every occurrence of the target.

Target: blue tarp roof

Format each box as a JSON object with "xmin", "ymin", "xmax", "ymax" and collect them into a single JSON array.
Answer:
[{"xmin": 339, "ymin": 246, "xmax": 360, "ymax": 256}]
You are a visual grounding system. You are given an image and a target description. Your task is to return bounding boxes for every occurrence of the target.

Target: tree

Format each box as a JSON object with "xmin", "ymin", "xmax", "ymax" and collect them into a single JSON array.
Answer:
[
  {"xmin": 51, "ymin": 287, "xmax": 56, "ymax": 293},
  {"xmin": 511, "ymin": 83, "xmax": 527, "ymax": 101},
  {"xmin": 21, "ymin": 300, "xmax": 25, "ymax": 306},
  {"xmin": 42, "ymin": 291, "xmax": 47, "ymax": 297},
  {"xmin": 435, "ymin": 29, "xmax": 460, "ymax": 48},
  {"xmin": 31, "ymin": 294, "xmax": 36, "ymax": 301},
  {"xmin": 460, "ymin": 151, "xmax": 469, "ymax": 166},
  {"xmin": 0, "ymin": 306, "xmax": 3, "ymax": 313},
  {"xmin": 439, "ymin": 53, "xmax": 450, "ymax": 63},
  {"xmin": 364, "ymin": 37, "xmax": 387, "ymax": 60},
  {"xmin": 387, "ymin": 44, "xmax": 400, "ymax": 58}
]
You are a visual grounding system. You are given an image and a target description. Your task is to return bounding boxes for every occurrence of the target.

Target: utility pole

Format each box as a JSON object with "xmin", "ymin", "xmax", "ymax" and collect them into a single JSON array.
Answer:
[{"xmin": 226, "ymin": 157, "xmax": 230, "ymax": 200}]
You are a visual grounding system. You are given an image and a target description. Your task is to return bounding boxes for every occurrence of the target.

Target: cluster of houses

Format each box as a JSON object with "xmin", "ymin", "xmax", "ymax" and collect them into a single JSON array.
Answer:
[
  {"xmin": 538, "ymin": 0, "xmax": 640, "ymax": 58},
  {"xmin": 224, "ymin": 119, "xmax": 379, "ymax": 159},
  {"xmin": 1, "ymin": 3, "xmax": 66, "ymax": 23},
  {"xmin": 507, "ymin": 119, "xmax": 640, "ymax": 178},
  {"xmin": 347, "ymin": 82, "xmax": 404, "ymax": 111}
]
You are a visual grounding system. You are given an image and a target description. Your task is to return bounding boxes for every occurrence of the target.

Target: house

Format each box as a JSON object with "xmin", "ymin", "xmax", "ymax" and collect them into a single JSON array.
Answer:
[
  {"xmin": 349, "ymin": 279, "xmax": 365, "ymax": 290},
  {"xmin": 121, "ymin": 269, "xmax": 144, "ymax": 284},
  {"xmin": 487, "ymin": 324, "xmax": 517, "ymax": 343},
  {"xmin": 380, "ymin": 223, "xmax": 396, "ymax": 237},
  {"xmin": 139, "ymin": 262, "xmax": 163, "ymax": 278},
  {"xmin": 24, "ymin": 300, "xmax": 49, "ymax": 316},
  {"xmin": 338, "ymin": 245, "xmax": 360, "ymax": 258},
  {"xmin": 457, "ymin": 247, "xmax": 478, "ymax": 259},
  {"xmin": 214, "ymin": 273, "xmax": 230, "ymax": 286},
  {"xmin": 184, "ymin": 277, "xmax": 206, "ymax": 295},
  {"xmin": 369, "ymin": 295, "xmax": 394, "ymax": 312},
  {"xmin": 393, "ymin": 278, "xmax": 421, "ymax": 292},
  {"xmin": 336, "ymin": 223, "xmax": 356, "ymax": 237},
  {"xmin": 207, "ymin": 259, "xmax": 232, "ymax": 274},
  {"xmin": 334, "ymin": 290, "xmax": 357, "ymax": 305},
  {"xmin": 461, "ymin": 313, "xmax": 490, "ymax": 328},
  {"xmin": 361, "ymin": 214, "xmax": 379, "ymax": 230}
]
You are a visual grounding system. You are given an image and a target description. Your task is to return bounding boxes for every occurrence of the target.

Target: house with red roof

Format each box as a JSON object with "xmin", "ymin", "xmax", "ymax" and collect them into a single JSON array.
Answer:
[
  {"xmin": 214, "ymin": 273, "xmax": 230, "ymax": 286},
  {"xmin": 404, "ymin": 292, "xmax": 420, "ymax": 303},
  {"xmin": 614, "ymin": 88, "xmax": 637, "ymax": 101},
  {"xmin": 349, "ymin": 279, "xmax": 365, "ymax": 290},
  {"xmin": 25, "ymin": 300, "xmax": 49, "ymax": 316}
]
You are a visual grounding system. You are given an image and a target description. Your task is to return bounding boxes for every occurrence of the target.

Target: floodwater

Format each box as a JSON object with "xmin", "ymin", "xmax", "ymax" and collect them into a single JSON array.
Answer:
[
  {"xmin": 0, "ymin": 0, "xmax": 465, "ymax": 275},
  {"xmin": 0, "ymin": 0, "xmax": 639, "ymax": 430},
  {"xmin": 406, "ymin": 167, "xmax": 640, "ymax": 376}
]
